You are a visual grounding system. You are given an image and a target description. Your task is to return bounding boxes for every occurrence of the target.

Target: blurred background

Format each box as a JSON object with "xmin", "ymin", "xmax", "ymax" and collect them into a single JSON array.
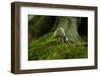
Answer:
[{"xmin": 28, "ymin": 15, "xmax": 88, "ymax": 43}]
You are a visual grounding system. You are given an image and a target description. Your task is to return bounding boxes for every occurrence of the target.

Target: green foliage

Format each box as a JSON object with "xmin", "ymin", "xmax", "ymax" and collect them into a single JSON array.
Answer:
[{"xmin": 28, "ymin": 33, "xmax": 88, "ymax": 60}]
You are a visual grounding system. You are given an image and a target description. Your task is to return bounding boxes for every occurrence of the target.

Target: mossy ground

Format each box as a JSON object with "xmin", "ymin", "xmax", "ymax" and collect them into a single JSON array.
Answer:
[{"xmin": 28, "ymin": 33, "xmax": 88, "ymax": 60}]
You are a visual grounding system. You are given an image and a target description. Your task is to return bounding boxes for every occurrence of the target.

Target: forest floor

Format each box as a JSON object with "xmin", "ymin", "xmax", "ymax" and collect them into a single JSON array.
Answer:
[{"xmin": 28, "ymin": 32, "xmax": 88, "ymax": 60}]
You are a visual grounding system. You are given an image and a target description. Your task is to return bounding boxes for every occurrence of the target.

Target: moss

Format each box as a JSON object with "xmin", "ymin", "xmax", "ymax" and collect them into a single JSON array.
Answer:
[{"xmin": 28, "ymin": 32, "xmax": 88, "ymax": 60}]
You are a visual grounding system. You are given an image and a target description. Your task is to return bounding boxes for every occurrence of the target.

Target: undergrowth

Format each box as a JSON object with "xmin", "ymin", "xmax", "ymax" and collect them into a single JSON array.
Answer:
[{"xmin": 28, "ymin": 32, "xmax": 88, "ymax": 60}]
